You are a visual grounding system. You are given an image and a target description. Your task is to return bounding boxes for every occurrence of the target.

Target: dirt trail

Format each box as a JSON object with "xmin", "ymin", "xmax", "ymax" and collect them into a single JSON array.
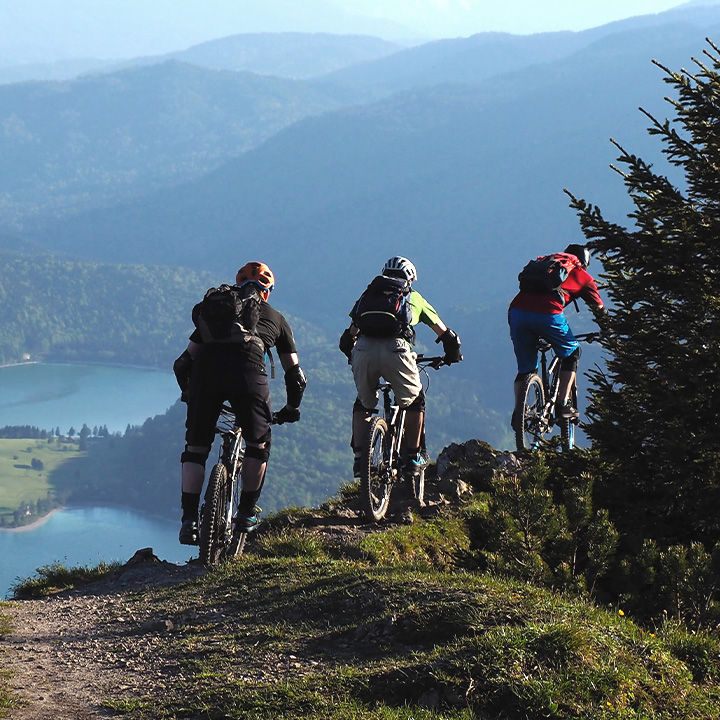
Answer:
[{"xmin": 4, "ymin": 552, "xmax": 205, "ymax": 719}]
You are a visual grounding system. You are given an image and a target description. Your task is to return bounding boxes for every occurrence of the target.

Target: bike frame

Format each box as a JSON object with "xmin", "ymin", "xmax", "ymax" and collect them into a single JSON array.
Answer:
[
  {"xmin": 218, "ymin": 420, "xmax": 244, "ymax": 528},
  {"xmin": 378, "ymin": 385, "xmax": 406, "ymax": 478},
  {"xmin": 538, "ymin": 342, "xmax": 562, "ymax": 427},
  {"xmin": 376, "ymin": 355, "xmax": 443, "ymax": 474}
]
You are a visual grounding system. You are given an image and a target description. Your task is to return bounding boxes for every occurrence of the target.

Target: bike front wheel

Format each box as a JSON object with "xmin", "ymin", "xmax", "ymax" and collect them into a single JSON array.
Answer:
[
  {"xmin": 199, "ymin": 463, "xmax": 233, "ymax": 566},
  {"xmin": 515, "ymin": 373, "xmax": 547, "ymax": 452},
  {"xmin": 361, "ymin": 417, "xmax": 392, "ymax": 522}
]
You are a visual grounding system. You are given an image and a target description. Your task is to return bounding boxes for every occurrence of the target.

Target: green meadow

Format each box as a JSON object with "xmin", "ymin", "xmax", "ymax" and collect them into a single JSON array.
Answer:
[{"xmin": 0, "ymin": 438, "xmax": 85, "ymax": 526}]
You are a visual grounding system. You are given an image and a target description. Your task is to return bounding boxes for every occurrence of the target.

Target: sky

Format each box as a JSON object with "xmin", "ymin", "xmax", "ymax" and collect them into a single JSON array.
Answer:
[
  {"xmin": 340, "ymin": 0, "xmax": 689, "ymax": 36},
  {"xmin": 0, "ymin": 0, "xmax": 710, "ymax": 63}
]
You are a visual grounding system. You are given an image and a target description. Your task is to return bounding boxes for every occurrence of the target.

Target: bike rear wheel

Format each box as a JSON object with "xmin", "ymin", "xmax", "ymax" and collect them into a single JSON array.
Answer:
[
  {"xmin": 515, "ymin": 373, "xmax": 547, "ymax": 451},
  {"xmin": 361, "ymin": 417, "xmax": 392, "ymax": 522},
  {"xmin": 199, "ymin": 463, "xmax": 233, "ymax": 566}
]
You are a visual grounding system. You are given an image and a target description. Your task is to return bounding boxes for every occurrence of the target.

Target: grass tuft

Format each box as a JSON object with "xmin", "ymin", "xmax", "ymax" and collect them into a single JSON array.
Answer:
[{"xmin": 11, "ymin": 560, "xmax": 121, "ymax": 599}]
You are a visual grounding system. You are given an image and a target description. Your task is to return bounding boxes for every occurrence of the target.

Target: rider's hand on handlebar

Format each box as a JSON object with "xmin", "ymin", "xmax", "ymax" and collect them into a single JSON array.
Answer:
[
  {"xmin": 274, "ymin": 404, "xmax": 300, "ymax": 425},
  {"xmin": 436, "ymin": 328, "xmax": 463, "ymax": 364}
]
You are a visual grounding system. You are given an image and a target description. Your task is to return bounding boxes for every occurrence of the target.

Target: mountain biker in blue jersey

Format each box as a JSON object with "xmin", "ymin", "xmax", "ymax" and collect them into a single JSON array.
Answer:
[
  {"xmin": 339, "ymin": 256, "xmax": 462, "ymax": 478},
  {"xmin": 509, "ymin": 243, "xmax": 605, "ymax": 427},
  {"xmin": 173, "ymin": 261, "xmax": 306, "ymax": 546}
]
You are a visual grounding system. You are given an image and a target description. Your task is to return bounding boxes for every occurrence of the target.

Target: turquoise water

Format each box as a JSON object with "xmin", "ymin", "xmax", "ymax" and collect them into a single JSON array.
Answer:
[
  {"xmin": 0, "ymin": 363, "xmax": 188, "ymax": 597},
  {"xmin": 0, "ymin": 362, "xmax": 178, "ymax": 433},
  {"xmin": 0, "ymin": 506, "xmax": 194, "ymax": 598}
]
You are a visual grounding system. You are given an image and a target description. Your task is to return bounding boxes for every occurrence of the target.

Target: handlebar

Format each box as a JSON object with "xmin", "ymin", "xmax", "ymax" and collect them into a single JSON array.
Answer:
[
  {"xmin": 573, "ymin": 332, "xmax": 600, "ymax": 343},
  {"xmin": 536, "ymin": 332, "xmax": 600, "ymax": 352},
  {"xmin": 416, "ymin": 354, "xmax": 447, "ymax": 369}
]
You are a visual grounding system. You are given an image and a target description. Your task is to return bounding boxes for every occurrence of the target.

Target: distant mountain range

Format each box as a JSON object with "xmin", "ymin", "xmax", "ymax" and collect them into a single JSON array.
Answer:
[
  {"xmin": 0, "ymin": 33, "xmax": 404, "ymax": 85},
  {"xmin": 22, "ymin": 7, "xmax": 720, "ymax": 314},
  {"xmin": 0, "ymin": 1, "xmax": 412, "ymax": 65},
  {"xmin": 2, "ymin": 2, "xmax": 720, "ymax": 444},
  {"xmin": 0, "ymin": 60, "xmax": 361, "ymax": 226}
]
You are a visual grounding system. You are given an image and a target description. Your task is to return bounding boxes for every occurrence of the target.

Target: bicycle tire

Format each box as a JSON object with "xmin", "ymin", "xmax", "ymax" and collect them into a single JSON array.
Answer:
[
  {"xmin": 361, "ymin": 417, "xmax": 392, "ymax": 522},
  {"xmin": 559, "ymin": 385, "xmax": 578, "ymax": 450},
  {"xmin": 515, "ymin": 373, "xmax": 547, "ymax": 451},
  {"xmin": 199, "ymin": 463, "xmax": 231, "ymax": 566}
]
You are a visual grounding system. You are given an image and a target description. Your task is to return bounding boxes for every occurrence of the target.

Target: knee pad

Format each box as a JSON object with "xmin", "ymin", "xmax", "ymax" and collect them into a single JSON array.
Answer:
[
  {"xmin": 406, "ymin": 389, "xmax": 426, "ymax": 411},
  {"xmin": 245, "ymin": 442, "xmax": 270, "ymax": 463},
  {"xmin": 560, "ymin": 348, "xmax": 580, "ymax": 372},
  {"xmin": 181, "ymin": 445, "xmax": 209, "ymax": 466}
]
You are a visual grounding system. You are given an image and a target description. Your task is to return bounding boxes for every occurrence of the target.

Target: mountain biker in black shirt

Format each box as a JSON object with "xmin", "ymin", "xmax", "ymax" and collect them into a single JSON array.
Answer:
[{"xmin": 173, "ymin": 261, "xmax": 306, "ymax": 545}]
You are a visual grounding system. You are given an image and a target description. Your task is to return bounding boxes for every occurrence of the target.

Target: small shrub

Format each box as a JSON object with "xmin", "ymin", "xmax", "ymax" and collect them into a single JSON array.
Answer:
[{"xmin": 11, "ymin": 561, "xmax": 120, "ymax": 599}]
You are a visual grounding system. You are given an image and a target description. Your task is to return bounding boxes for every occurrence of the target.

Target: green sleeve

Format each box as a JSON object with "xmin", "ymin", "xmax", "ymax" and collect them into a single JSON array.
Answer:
[{"xmin": 409, "ymin": 290, "xmax": 442, "ymax": 328}]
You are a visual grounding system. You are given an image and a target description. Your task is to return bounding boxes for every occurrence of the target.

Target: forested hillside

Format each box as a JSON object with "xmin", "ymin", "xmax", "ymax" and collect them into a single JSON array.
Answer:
[
  {"xmin": 0, "ymin": 61, "xmax": 354, "ymax": 227},
  {"xmin": 0, "ymin": 251, "xmax": 212, "ymax": 366},
  {"xmin": 0, "ymin": 250, "xmax": 509, "ymax": 522}
]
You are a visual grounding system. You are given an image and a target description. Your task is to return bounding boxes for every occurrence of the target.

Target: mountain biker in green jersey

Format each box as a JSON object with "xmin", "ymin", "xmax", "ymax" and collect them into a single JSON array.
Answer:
[
  {"xmin": 173, "ymin": 261, "xmax": 306, "ymax": 545},
  {"xmin": 339, "ymin": 256, "xmax": 463, "ymax": 478}
]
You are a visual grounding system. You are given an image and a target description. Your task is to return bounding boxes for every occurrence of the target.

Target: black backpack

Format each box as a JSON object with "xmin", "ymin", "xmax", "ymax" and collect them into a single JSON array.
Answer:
[
  {"xmin": 191, "ymin": 283, "xmax": 264, "ymax": 350},
  {"xmin": 353, "ymin": 275, "xmax": 413, "ymax": 339},
  {"xmin": 518, "ymin": 255, "xmax": 569, "ymax": 293}
]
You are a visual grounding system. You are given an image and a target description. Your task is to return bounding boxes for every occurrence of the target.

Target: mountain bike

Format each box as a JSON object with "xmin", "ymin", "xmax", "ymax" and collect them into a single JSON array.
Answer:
[
  {"xmin": 514, "ymin": 332, "xmax": 598, "ymax": 452},
  {"xmin": 361, "ymin": 355, "xmax": 446, "ymax": 522},
  {"xmin": 198, "ymin": 404, "xmax": 275, "ymax": 566}
]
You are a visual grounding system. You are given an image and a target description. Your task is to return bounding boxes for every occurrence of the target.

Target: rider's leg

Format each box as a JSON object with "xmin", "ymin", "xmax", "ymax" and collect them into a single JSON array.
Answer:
[
  {"xmin": 350, "ymin": 336, "xmax": 382, "ymax": 476},
  {"xmin": 352, "ymin": 400, "xmax": 374, "ymax": 475},
  {"xmin": 179, "ymin": 447, "xmax": 209, "ymax": 545},
  {"xmin": 238, "ymin": 442, "xmax": 269, "ymax": 523},
  {"xmin": 385, "ymin": 340, "xmax": 424, "ymax": 466},
  {"xmin": 180, "ymin": 376, "xmax": 221, "ymax": 544},
  {"xmin": 556, "ymin": 350, "xmax": 580, "ymax": 417},
  {"xmin": 508, "ymin": 309, "xmax": 542, "ymax": 429},
  {"xmin": 231, "ymin": 373, "xmax": 272, "ymax": 525},
  {"xmin": 400, "ymin": 390, "xmax": 426, "ymax": 461},
  {"xmin": 557, "ymin": 370, "xmax": 576, "ymax": 405}
]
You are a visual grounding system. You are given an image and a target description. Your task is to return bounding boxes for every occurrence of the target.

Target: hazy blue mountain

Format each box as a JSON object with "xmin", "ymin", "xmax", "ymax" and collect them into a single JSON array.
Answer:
[
  {"xmin": 0, "ymin": 61, "xmax": 356, "ymax": 228},
  {"xmin": 19, "ymin": 17, "xmax": 713, "ymax": 421},
  {"xmin": 0, "ymin": 1, "xmax": 411, "ymax": 64},
  {"xmin": 0, "ymin": 59, "xmax": 116, "ymax": 85},
  {"xmin": 321, "ymin": 3, "xmax": 720, "ymax": 97},
  {"xmin": 0, "ymin": 34, "xmax": 404, "ymax": 86},
  {"xmin": 165, "ymin": 33, "xmax": 402, "ymax": 79},
  {"xmin": 26, "ymin": 20, "xmax": 713, "ymax": 307}
]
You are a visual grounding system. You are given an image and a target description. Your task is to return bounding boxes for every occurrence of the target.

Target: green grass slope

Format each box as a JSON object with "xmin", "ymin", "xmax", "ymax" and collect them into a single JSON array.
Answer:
[{"xmin": 6, "ymin": 473, "xmax": 720, "ymax": 719}]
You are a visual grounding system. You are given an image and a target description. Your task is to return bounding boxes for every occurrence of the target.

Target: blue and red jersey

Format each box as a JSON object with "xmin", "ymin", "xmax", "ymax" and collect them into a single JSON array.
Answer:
[{"xmin": 509, "ymin": 253, "xmax": 604, "ymax": 314}]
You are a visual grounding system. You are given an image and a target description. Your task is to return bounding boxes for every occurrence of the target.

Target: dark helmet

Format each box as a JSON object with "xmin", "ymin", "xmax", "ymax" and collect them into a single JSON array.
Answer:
[{"xmin": 564, "ymin": 244, "xmax": 590, "ymax": 268}]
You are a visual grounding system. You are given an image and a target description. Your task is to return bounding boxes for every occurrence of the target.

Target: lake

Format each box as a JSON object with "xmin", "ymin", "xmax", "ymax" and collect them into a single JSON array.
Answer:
[
  {"xmin": 0, "ymin": 506, "xmax": 194, "ymax": 598},
  {"xmin": 0, "ymin": 362, "xmax": 178, "ymax": 433},
  {"xmin": 0, "ymin": 363, "xmax": 188, "ymax": 597}
]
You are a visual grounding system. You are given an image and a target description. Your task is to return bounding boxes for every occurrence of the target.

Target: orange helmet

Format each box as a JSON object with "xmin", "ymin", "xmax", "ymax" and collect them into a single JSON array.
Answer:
[{"xmin": 236, "ymin": 261, "xmax": 275, "ymax": 297}]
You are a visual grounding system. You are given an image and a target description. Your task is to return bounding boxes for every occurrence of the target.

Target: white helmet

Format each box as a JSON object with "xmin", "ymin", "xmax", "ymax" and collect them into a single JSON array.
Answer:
[{"xmin": 382, "ymin": 256, "xmax": 417, "ymax": 283}]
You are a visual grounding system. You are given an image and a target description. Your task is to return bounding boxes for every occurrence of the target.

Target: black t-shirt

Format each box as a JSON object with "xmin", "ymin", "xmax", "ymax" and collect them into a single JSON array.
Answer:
[{"xmin": 190, "ymin": 300, "xmax": 297, "ymax": 367}]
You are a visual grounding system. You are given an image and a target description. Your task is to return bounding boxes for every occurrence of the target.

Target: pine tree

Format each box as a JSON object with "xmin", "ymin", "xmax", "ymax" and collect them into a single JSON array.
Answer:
[{"xmin": 566, "ymin": 40, "xmax": 720, "ymax": 552}]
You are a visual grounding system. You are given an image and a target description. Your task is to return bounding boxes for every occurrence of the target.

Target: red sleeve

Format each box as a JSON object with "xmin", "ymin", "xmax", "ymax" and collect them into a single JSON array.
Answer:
[{"xmin": 562, "ymin": 268, "xmax": 604, "ymax": 309}]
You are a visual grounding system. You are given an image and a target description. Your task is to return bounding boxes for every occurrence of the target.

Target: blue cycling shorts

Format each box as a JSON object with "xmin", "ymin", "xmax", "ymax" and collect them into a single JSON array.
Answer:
[{"xmin": 508, "ymin": 308, "xmax": 579, "ymax": 374}]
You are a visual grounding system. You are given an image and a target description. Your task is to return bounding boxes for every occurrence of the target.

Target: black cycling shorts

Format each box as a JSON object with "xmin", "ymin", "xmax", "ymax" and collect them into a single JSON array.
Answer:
[{"xmin": 185, "ymin": 345, "xmax": 272, "ymax": 453}]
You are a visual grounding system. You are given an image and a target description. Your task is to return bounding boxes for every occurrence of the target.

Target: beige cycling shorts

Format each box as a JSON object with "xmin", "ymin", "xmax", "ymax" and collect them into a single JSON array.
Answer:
[{"xmin": 351, "ymin": 335, "xmax": 422, "ymax": 410}]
